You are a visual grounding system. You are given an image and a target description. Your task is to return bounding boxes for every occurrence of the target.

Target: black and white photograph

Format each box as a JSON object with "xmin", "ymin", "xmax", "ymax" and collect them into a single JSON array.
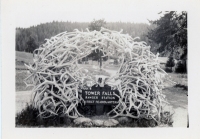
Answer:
[
  {"xmin": 15, "ymin": 11, "xmax": 188, "ymax": 128},
  {"xmin": 1, "ymin": 0, "xmax": 200, "ymax": 139}
]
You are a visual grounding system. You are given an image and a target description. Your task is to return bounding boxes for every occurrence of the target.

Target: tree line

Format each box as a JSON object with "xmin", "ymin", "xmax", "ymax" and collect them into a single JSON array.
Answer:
[
  {"xmin": 16, "ymin": 20, "xmax": 153, "ymax": 53},
  {"xmin": 16, "ymin": 12, "xmax": 187, "ymax": 73}
]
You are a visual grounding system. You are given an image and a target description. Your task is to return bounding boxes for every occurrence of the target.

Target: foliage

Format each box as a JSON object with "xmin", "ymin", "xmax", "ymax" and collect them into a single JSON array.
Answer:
[
  {"xmin": 88, "ymin": 19, "xmax": 106, "ymax": 31},
  {"xmin": 25, "ymin": 36, "xmax": 38, "ymax": 53},
  {"xmin": 16, "ymin": 21, "xmax": 89, "ymax": 52},
  {"xmin": 166, "ymin": 56, "xmax": 175, "ymax": 68},
  {"xmin": 87, "ymin": 47, "xmax": 107, "ymax": 61},
  {"xmin": 175, "ymin": 84, "xmax": 188, "ymax": 91},
  {"xmin": 147, "ymin": 11, "xmax": 187, "ymax": 59},
  {"xmin": 16, "ymin": 104, "xmax": 39, "ymax": 126},
  {"xmin": 88, "ymin": 19, "xmax": 107, "ymax": 68},
  {"xmin": 16, "ymin": 104, "xmax": 72, "ymax": 127},
  {"xmin": 16, "ymin": 104, "xmax": 171, "ymax": 127},
  {"xmin": 175, "ymin": 61, "xmax": 187, "ymax": 73},
  {"xmin": 165, "ymin": 67, "xmax": 173, "ymax": 73}
]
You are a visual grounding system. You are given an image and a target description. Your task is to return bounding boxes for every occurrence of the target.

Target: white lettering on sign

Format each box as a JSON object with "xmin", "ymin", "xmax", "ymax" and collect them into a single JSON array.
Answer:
[
  {"xmin": 101, "ymin": 96, "xmax": 115, "ymax": 100},
  {"xmin": 85, "ymin": 96, "xmax": 98, "ymax": 99},
  {"xmin": 102, "ymin": 91, "xmax": 115, "ymax": 95},
  {"xmin": 85, "ymin": 91, "xmax": 100, "ymax": 96},
  {"xmin": 85, "ymin": 100, "xmax": 95, "ymax": 103},
  {"xmin": 82, "ymin": 89, "xmax": 120, "ymax": 105}
]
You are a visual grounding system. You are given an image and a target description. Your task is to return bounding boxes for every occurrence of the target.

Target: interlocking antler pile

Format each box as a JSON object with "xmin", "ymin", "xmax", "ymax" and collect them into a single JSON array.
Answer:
[{"xmin": 24, "ymin": 27, "xmax": 170, "ymax": 123}]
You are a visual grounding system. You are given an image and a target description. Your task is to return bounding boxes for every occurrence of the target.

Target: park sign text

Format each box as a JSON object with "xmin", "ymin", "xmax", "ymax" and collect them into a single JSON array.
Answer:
[{"xmin": 82, "ymin": 87, "xmax": 120, "ymax": 105}]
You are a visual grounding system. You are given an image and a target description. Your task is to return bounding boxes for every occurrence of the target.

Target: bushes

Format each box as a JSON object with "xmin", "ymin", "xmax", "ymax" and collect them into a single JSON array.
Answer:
[
  {"xmin": 16, "ymin": 104, "xmax": 172, "ymax": 127},
  {"xmin": 175, "ymin": 84, "xmax": 188, "ymax": 91},
  {"xmin": 165, "ymin": 56, "xmax": 175, "ymax": 72},
  {"xmin": 16, "ymin": 104, "xmax": 39, "ymax": 126},
  {"xmin": 175, "ymin": 61, "xmax": 187, "ymax": 73},
  {"xmin": 15, "ymin": 104, "xmax": 73, "ymax": 127},
  {"xmin": 165, "ymin": 56, "xmax": 187, "ymax": 74},
  {"xmin": 165, "ymin": 67, "xmax": 173, "ymax": 73}
]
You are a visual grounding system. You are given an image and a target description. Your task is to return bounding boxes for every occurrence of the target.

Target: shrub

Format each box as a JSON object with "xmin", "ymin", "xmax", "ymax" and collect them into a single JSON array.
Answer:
[
  {"xmin": 165, "ymin": 56, "xmax": 175, "ymax": 71},
  {"xmin": 15, "ymin": 104, "xmax": 172, "ymax": 127},
  {"xmin": 165, "ymin": 67, "xmax": 173, "ymax": 73},
  {"xmin": 16, "ymin": 104, "xmax": 72, "ymax": 127},
  {"xmin": 175, "ymin": 61, "xmax": 187, "ymax": 73},
  {"xmin": 16, "ymin": 104, "xmax": 39, "ymax": 126},
  {"xmin": 175, "ymin": 84, "xmax": 188, "ymax": 91}
]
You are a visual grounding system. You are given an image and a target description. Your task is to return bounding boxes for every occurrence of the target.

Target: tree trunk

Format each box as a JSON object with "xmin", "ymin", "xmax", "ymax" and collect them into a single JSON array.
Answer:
[
  {"xmin": 100, "ymin": 56, "xmax": 102, "ymax": 69},
  {"xmin": 98, "ymin": 50, "xmax": 102, "ymax": 69}
]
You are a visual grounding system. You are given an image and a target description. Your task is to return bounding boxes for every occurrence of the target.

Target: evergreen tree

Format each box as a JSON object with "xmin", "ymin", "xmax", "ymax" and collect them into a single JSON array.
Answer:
[
  {"xmin": 166, "ymin": 55, "xmax": 175, "ymax": 71},
  {"xmin": 26, "ymin": 36, "xmax": 38, "ymax": 53},
  {"xmin": 147, "ymin": 11, "xmax": 187, "ymax": 60},
  {"xmin": 88, "ymin": 19, "xmax": 106, "ymax": 31},
  {"xmin": 88, "ymin": 19, "xmax": 107, "ymax": 69}
]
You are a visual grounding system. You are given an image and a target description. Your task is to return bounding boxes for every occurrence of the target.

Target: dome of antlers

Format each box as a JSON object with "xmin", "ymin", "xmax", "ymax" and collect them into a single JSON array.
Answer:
[{"xmin": 25, "ymin": 27, "xmax": 169, "ymax": 123}]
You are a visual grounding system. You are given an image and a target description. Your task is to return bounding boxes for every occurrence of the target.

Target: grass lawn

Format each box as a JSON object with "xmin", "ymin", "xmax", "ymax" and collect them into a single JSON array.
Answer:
[
  {"xmin": 162, "ymin": 72, "xmax": 188, "ymax": 98},
  {"xmin": 16, "ymin": 70, "xmax": 33, "ymax": 91},
  {"xmin": 15, "ymin": 51, "xmax": 34, "ymax": 91},
  {"xmin": 168, "ymin": 73, "xmax": 187, "ymax": 86},
  {"xmin": 163, "ymin": 86, "xmax": 187, "ymax": 108},
  {"xmin": 16, "ymin": 51, "xmax": 33, "ymax": 64}
]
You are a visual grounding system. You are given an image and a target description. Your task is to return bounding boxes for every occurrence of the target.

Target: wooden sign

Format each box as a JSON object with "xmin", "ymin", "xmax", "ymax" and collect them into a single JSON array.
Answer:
[{"xmin": 82, "ymin": 86, "xmax": 120, "ymax": 105}]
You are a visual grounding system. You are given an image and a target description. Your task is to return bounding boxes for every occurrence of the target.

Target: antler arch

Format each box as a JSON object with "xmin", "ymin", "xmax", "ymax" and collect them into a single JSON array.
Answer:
[{"xmin": 25, "ymin": 27, "xmax": 168, "ymax": 123}]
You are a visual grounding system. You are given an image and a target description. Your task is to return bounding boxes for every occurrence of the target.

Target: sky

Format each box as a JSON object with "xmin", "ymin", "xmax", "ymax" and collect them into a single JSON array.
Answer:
[{"xmin": 14, "ymin": 0, "xmax": 164, "ymax": 28}]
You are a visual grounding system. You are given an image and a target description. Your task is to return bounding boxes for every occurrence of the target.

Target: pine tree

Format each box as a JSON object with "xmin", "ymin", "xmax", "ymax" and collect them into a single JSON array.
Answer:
[
  {"xmin": 26, "ymin": 36, "xmax": 38, "ymax": 53},
  {"xmin": 88, "ymin": 19, "xmax": 107, "ymax": 69},
  {"xmin": 88, "ymin": 19, "xmax": 106, "ymax": 31},
  {"xmin": 147, "ymin": 11, "xmax": 187, "ymax": 60},
  {"xmin": 166, "ymin": 54, "xmax": 175, "ymax": 71}
]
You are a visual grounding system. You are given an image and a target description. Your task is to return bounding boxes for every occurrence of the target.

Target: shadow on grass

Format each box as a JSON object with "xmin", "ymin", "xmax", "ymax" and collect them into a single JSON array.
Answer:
[
  {"xmin": 15, "ymin": 104, "xmax": 73, "ymax": 127},
  {"xmin": 175, "ymin": 84, "xmax": 188, "ymax": 91},
  {"xmin": 16, "ymin": 104, "xmax": 173, "ymax": 128}
]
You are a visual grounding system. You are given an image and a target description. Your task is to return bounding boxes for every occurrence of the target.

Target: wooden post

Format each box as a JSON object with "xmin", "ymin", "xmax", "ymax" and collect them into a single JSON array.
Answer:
[{"xmin": 100, "ymin": 56, "xmax": 102, "ymax": 70}]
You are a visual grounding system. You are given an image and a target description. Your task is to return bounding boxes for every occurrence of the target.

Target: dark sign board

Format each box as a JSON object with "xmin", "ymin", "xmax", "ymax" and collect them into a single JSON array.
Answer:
[{"xmin": 82, "ymin": 86, "xmax": 120, "ymax": 105}]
